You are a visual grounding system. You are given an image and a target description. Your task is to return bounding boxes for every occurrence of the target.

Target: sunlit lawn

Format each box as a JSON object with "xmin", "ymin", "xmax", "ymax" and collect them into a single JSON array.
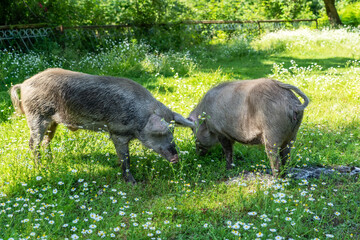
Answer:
[{"xmin": 0, "ymin": 28, "xmax": 359, "ymax": 239}]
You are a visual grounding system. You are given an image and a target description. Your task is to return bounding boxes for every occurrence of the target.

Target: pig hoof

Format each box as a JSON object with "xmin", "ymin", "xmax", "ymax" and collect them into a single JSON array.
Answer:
[
  {"xmin": 196, "ymin": 148, "xmax": 208, "ymax": 156},
  {"xmin": 199, "ymin": 152, "xmax": 206, "ymax": 156},
  {"xmin": 128, "ymin": 180, "xmax": 137, "ymax": 185},
  {"xmin": 125, "ymin": 179, "xmax": 137, "ymax": 185},
  {"xmin": 124, "ymin": 174, "xmax": 136, "ymax": 185}
]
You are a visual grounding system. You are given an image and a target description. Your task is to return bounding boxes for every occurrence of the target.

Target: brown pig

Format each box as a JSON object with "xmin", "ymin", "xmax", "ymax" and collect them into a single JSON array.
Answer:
[
  {"xmin": 10, "ymin": 68, "xmax": 194, "ymax": 184},
  {"xmin": 188, "ymin": 78, "xmax": 309, "ymax": 176}
]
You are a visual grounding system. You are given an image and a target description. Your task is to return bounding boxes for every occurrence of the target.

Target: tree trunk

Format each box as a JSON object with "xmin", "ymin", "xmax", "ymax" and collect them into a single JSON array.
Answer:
[{"xmin": 323, "ymin": 0, "xmax": 343, "ymax": 26}]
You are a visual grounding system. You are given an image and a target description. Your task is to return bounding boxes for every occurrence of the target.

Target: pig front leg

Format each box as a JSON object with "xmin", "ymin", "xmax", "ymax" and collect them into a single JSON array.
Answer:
[
  {"xmin": 280, "ymin": 141, "xmax": 293, "ymax": 168},
  {"xmin": 110, "ymin": 134, "xmax": 136, "ymax": 184},
  {"xmin": 218, "ymin": 136, "xmax": 234, "ymax": 170}
]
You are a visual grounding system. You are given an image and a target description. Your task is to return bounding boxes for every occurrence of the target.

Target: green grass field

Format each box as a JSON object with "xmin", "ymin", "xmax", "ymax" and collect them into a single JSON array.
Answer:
[{"xmin": 0, "ymin": 28, "xmax": 359, "ymax": 239}]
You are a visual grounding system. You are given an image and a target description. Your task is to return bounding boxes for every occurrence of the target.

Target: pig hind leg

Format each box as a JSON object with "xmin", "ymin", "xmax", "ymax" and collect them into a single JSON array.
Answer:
[
  {"xmin": 42, "ymin": 122, "xmax": 58, "ymax": 147},
  {"xmin": 41, "ymin": 122, "xmax": 58, "ymax": 158},
  {"xmin": 264, "ymin": 127, "xmax": 297, "ymax": 177},
  {"xmin": 110, "ymin": 134, "xmax": 136, "ymax": 184},
  {"xmin": 27, "ymin": 115, "xmax": 53, "ymax": 165},
  {"xmin": 263, "ymin": 134, "xmax": 283, "ymax": 177},
  {"xmin": 280, "ymin": 141, "xmax": 294, "ymax": 168},
  {"xmin": 266, "ymin": 141, "xmax": 294, "ymax": 177},
  {"xmin": 265, "ymin": 144, "xmax": 281, "ymax": 177}
]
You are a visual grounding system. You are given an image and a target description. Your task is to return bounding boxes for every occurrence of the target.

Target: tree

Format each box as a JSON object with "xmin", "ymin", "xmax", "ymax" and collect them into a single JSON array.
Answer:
[{"xmin": 323, "ymin": 0, "xmax": 343, "ymax": 25}]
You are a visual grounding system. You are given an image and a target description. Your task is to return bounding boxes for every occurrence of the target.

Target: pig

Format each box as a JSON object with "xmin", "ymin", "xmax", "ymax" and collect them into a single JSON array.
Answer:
[
  {"xmin": 188, "ymin": 78, "xmax": 309, "ymax": 177},
  {"xmin": 10, "ymin": 68, "xmax": 194, "ymax": 184}
]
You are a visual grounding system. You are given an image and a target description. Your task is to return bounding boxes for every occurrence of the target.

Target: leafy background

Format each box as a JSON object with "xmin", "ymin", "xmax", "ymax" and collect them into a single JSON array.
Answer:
[{"xmin": 1, "ymin": 0, "xmax": 360, "ymax": 26}]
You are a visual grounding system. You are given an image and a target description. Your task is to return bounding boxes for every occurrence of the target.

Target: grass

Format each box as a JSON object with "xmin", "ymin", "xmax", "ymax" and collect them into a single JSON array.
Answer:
[{"xmin": 0, "ymin": 28, "xmax": 359, "ymax": 239}]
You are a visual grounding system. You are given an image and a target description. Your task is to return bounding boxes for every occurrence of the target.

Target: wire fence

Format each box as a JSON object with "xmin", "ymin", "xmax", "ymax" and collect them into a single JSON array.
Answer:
[{"xmin": 0, "ymin": 19, "xmax": 326, "ymax": 52}]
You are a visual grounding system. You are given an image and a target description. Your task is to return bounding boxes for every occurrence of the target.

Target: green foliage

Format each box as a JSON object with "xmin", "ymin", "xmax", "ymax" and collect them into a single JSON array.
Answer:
[
  {"xmin": 340, "ymin": 2, "xmax": 360, "ymax": 26},
  {"xmin": 260, "ymin": 0, "xmax": 315, "ymax": 19},
  {"xmin": 1, "ymin": 0, "xmax": 323, "ymax": 26},
  {"xmin": 182, "ymin": 0, "xmax": 317, "ymax": 20},
  {"xmin": 308, "ymin": 0, "xmax": 324, "ymax": 17},
  {"xmin": 0, "ymin": 0, "xmax": 193, "ymax": 26},
  {"xmin": 189, "ymin": 33, "xmax": 256, "ymax": 63},
  {"xmin": 0, "ymin": 0, "xmax": 49, "ymax": 25}
]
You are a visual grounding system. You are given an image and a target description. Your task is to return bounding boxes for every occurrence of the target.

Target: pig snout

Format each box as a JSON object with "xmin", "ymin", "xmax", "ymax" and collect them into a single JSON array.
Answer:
[
  {"xmin": 170, "ymin": 154, "xmax": 179, "ymax": 163},
  {"xmin": 158, "ymin": 145, "xmax": 179, "ymax": 163}
]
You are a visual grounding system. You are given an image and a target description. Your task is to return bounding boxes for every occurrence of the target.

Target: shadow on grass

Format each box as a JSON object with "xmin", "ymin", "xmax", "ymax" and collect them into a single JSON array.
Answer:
[
  {"xmin": 199, "ymin": 53, "xmax": 356, "ymax": 80},
  {"xmin": 0, "ymin": 93, "xmax": 13, "ymax": 123},
  {"xmin": 0, "ymin": 51, "xmax": 355, "ymax": 124},
  {"xmin": 269, "ymin": 55, "xmax": 355, "ymax": 70}
]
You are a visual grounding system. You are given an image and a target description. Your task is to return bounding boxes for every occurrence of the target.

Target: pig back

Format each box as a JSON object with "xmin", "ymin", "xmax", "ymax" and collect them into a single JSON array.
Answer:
[
  {"xmin": 20, "ymin": 68, "xmax": 159, "ymax": 130},
  {"xmin": 197, "ymin": 79, "xmax": 303, "ymax": 144}
]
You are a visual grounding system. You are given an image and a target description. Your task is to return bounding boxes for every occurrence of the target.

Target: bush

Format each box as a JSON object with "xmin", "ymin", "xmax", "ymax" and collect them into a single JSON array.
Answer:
[
  {"xmin": 0, "ymin": 39, "xmax": 197, "ymax": 88},
  {"xmin": 340, "ymin": 2, "xmax": 360, "ymax": 27},
  {"xmin": 188, "ymin": 33, "xmax": 255, "ymax": 64}
]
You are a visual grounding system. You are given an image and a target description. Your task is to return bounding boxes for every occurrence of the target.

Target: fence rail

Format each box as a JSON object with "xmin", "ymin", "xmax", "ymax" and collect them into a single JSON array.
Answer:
[
  {"xmin": 0, "ymin": 19, "xmax": 321, "ymax": 51},
  {"xmin": 184, "ymin": 19, "xmax": 318, "ymax": 25}
]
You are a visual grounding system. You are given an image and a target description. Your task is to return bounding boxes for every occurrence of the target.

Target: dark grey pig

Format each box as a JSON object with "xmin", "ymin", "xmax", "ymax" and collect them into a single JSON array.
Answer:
[
  {"xmin": 188, "ymin": 78, "xmax": 309, "ymax": 176},
  {"xmin": 10, "ymin": 68, "xmax": 194, "ymax": 184}
]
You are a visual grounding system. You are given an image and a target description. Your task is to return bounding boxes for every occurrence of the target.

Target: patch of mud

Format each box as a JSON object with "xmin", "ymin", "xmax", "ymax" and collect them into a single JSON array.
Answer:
[
  {"xmin": 225, "ymin": 166, "xmax": 360, "ymax": 185},
  {"xmin": 225, "ymin": 171, "xmax": 276, "ymax": 186},
  {"xmin": 287, "ymin": 166, "xmax": 360, "ymax": 179}
]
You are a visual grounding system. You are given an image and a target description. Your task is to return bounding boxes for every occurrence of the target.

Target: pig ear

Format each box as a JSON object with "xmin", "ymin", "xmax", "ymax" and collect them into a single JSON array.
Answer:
[
  {"xmin": 146, "ymin": 114, "xmax": 169, "ymax": 135},
  {"xmin": 173, "ymin": 112, "xmax": 195, "ymax": 128}
]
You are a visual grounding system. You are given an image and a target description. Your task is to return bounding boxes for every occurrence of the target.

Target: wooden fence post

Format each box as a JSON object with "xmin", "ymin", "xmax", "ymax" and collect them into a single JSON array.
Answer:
[{"xmin": 257, "ymin": 21, "xmax": 261, "ymax": 35}]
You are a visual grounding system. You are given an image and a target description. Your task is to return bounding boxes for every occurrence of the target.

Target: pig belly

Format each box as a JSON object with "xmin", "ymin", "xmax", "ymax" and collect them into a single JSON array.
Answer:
[{"xmin": 52, "ymin": 113, "xmax": 108, "ymax": 132}]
